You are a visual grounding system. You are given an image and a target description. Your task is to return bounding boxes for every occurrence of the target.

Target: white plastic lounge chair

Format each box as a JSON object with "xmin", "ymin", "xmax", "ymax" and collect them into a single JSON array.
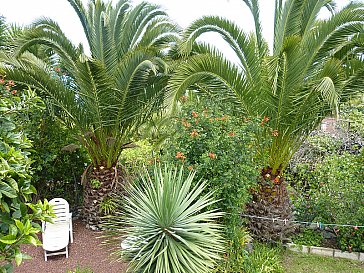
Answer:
[{"xmin": 42, "ymin": 198, "xmax": 73, "ymax": 261}]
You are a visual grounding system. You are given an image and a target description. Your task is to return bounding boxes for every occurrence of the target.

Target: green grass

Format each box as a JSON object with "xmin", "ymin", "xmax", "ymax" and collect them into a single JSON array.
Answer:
[{"xmin": 283, "ymin": 251, "xmax": 364, "ymax": 273}]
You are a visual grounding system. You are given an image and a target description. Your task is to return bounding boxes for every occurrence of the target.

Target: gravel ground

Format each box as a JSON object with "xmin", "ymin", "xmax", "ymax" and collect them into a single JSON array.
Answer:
[{"xmin": 14, "ymin": 220, "xmax": 127, "ymax": 273}]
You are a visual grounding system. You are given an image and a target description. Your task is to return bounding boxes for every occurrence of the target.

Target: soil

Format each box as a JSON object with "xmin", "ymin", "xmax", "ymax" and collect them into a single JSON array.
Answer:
[{"xmin": 14, "ymin": 220, "xmax": 128, "ymax": 273}]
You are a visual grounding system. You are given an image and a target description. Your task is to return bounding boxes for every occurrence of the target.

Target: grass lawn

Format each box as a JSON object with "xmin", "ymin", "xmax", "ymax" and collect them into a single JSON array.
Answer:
[{"xmin": 283, "ymin": 251, "xmax": 364, "ymax": 273}]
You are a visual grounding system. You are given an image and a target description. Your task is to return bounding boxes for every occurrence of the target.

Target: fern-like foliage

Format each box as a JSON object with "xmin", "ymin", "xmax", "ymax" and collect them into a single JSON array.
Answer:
[{"xmin": 0, "ymin": 0, "xmax": 180, "ymax": 168}]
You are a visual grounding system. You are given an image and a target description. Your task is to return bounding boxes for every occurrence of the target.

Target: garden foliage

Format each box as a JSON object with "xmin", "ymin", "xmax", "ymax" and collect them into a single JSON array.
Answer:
[
  {"xmin": 241, "ymin": 243, "xmax": 284, "ymax": 273},
  {"xmin": 0, "ymin": 78, "xmax": 53, "ymax": 271},
  {"xmin": 289, "ymin": 120, "xmax": 364, "ymax": 252},
  {"xmin": 28, "ymin": 112, "xmax": 89, "ymax": 211},
  {"xmin": 162, "ymin": 98, "xmax": 259, "ymax": 270}
]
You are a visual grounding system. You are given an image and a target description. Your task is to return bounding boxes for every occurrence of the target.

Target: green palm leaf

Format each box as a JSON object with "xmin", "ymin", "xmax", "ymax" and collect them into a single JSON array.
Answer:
[
  {"xmin": 0, "ymin": 0, "xmax": 179, "ymax": 169},
  {"xmin": 169, "ymin": 0, "xmax": 364, "ymax": 172}
]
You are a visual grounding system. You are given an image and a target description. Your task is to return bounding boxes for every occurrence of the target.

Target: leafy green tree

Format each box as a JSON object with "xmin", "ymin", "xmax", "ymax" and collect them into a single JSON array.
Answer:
[
  {"xmin": 168, "ymin": 0, "xmax": 364, "ymax": 241},
  {"xmin": 0, "ymin": 79, "xmax": 53, "ymax": 272},
  {"xmin": 0, "ymin": 0, "xmax": 179, "ymax": 227}
]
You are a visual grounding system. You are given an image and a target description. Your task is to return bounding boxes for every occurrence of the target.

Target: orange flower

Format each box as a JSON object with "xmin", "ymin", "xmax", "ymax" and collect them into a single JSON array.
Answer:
[
  {"xmin": 221, "ymin": 116, "xmax": 227, "ymax": 121},
  {"xmin": 353, "ymin": 226, "xmax": 359, "ymax": 230},
  {"xmin": 273, "ymin": 176, "xmax": 280, "ymax": 184},
  {"xmin": 272, "ymin": 130, "xmax": 279, "ymax": 137},
  {"xmin": 7, "ymin": 80, "xmax": 15, "ymax": 86},
  {"xmin": 208, "ymin": 152, "xmax": 216, "ymax": 159},
  {"xmin": 191, "ymin": 111, "xmax": 198, "ymax": 118},
  {"xmin": 0, "ymin": 79, "xmax": 4, "ymax": 84},
  {"xmin": 188, "ymin": 165, "xmax": 193, "ymax": 171},
  {"xmin": 228, "ymin": 132, "xmax": 236, "ymax": 137},
  {"xmin": 176, "ymin": 152, "xmax": 186, "ymax": 161},
  {"xmin": 190, "ymin": 129, "xmax": 199, "ymax": 137},
  {"xmin": 176, "ymin": 152, "xmax": 184, "ymax": 159},
  {"xmin": 55, "ymin": 67, "xmax": 61, "ymax": 72},
  {"xmin": 209, "ymin": 118, "xmax": 214, "ymax": 123},
  {"xmin": 260, "ymin": 115, "xmax": 270, "ymax": 126},
  {"xmin": 181, "ymin": 118, "xmax": 191, "ymax": 128},
  {"xmin": 11, "ymin": 90, "xmax": 17, "ymax": 95}
]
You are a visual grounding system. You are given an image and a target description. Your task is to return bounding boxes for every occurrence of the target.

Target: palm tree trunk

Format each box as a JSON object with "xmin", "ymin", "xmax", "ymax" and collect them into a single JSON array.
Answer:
[
  {"xmin": 246, "ymin": 167, "xmax": 294, "ymax": 242},
  {"xmin": 82, "ymin": 165, "xmax": 125, "ymax": 229}
]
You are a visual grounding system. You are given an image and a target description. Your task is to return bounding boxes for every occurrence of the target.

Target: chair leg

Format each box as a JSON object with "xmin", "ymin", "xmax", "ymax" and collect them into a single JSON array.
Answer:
[
  {"xmin": 44, "ymin": 251, "xmax": 47, "ymax": 261},
  {"xmin": 66, "ymin": 246, "xmax": 69, "ymax": 258},
  {"xmin": 70, "ymin": 223, "xmax": 73, "ymax": 243}
]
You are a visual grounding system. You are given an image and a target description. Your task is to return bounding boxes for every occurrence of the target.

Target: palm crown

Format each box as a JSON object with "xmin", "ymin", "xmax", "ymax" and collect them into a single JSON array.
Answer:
[
  {"xmin": 169, "ymin": 0, "xmax": 364, "ymax": 174},
  {"xmin": 0, "ymin": 0, "xmax": 180, "ymax": 169}
]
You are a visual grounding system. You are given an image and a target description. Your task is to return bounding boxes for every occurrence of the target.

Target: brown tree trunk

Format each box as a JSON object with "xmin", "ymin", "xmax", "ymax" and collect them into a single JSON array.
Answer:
[
  {"xmin": 82, "ymin": 165, "xmax": 125, "ymax": 229},
  {"xmin": 246, "ymin": 167, "xmax": 294, "ymax": 242}
]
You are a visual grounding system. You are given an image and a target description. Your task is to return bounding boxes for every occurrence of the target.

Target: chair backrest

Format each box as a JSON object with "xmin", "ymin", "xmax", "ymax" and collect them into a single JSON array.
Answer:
[{"xmin": 49, "ymin": 198, "xmax": 70, "ymax": 223}]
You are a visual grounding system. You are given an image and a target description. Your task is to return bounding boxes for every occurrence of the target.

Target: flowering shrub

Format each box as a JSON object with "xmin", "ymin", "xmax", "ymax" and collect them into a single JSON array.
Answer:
[{"xmin": 162, "ymin": 98, "xmax": 259, "ymax": 270}]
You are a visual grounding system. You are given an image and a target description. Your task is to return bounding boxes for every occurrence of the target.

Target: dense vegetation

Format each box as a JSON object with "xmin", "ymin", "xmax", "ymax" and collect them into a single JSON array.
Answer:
[
  {"xmin": 0, "ymin": 0, "xmax": 363, "ymax": 272},
  {"xmin": 0, "ymin": 78, "xmax": 53, "ymax": 271}
]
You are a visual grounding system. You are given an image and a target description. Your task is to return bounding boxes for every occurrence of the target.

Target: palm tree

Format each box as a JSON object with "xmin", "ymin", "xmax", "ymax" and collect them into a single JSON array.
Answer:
[
  {"xmin": 168, "ymin": 0, "xmax": 364, "ymax": 241},
  {"xmin": 0, "ymin": 16, "xmax": 8, "ymax": 48},
  {"xmin": 0, "ymin": 0, "xmax": 180, "ymax": 227}
]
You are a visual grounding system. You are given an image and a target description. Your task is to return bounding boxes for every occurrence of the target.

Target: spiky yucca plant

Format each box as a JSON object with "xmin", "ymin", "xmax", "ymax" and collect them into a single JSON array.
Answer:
[{"xmin": 102, "ymin": 165, "xmax": 224, "ymax": 273}]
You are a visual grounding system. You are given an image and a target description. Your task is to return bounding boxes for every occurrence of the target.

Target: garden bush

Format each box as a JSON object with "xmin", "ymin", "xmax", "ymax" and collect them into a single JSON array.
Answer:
[
  {"xmin": 118, "ymin": 139, "xmax": 155, "ymax": 179},
  {"xmin": 289, "ymin": 152, "xmax": 364, "ymax": 252},
  {"xmin": 0, "ymin": 65, "xmax": 89, "ymax": 212},
  {"xmin": 0, "ymin": 78, "xmax": 53, "ymax": 271},
  {"xmin": 287, "ymin": 100, "xmax": 364, "ymax": 252},
  {"xmin": 161, "ymin": 98, "xmax": 260, "ymax": 270},
  {"xmin": 28, "ymin": 113, "xmax": 89, "ymax": 211},
  {"xmin": 291, "ymin": 228, "xmax": 323, "ymax": 247}
]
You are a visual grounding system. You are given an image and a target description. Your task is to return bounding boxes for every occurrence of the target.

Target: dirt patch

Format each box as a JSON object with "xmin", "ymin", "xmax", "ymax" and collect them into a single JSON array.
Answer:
[{"xmin": 14, "ymin": 220, "xmax": 127, "ymax": 273}]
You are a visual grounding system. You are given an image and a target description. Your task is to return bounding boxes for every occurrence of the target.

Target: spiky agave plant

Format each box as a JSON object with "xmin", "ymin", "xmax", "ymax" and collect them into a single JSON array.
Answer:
[{"xmin": 102, "ymin": 165, "xmax": 224, "ymax": 273}]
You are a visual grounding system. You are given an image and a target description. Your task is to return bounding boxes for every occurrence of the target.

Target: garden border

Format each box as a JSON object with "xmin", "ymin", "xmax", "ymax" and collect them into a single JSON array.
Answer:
[{"xmin": 285, "ymin": 243, "xmax": 364, "ymax": 262}]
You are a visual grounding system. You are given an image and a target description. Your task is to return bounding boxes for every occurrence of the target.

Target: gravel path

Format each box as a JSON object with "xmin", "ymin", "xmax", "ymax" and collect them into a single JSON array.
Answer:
[{"xmin": 14, "ymin": 220, "xmax": 127, "ymax": 273}]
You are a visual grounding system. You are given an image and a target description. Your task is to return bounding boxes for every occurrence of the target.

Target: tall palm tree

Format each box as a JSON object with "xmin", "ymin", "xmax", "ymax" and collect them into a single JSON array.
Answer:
[
  {"xmin": 0, "ymin": 0, "xmax": 180, "ymax": 227},
  {"xmin": 168, "ymin": 0, "xmax": 364, "ymax": 241}
]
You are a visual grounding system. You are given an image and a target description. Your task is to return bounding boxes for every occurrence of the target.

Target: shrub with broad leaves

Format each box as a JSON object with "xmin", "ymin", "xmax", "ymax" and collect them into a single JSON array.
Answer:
[{"xmin": 0, "ymin": 79, "xmax": 53, "ymax": 272}]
